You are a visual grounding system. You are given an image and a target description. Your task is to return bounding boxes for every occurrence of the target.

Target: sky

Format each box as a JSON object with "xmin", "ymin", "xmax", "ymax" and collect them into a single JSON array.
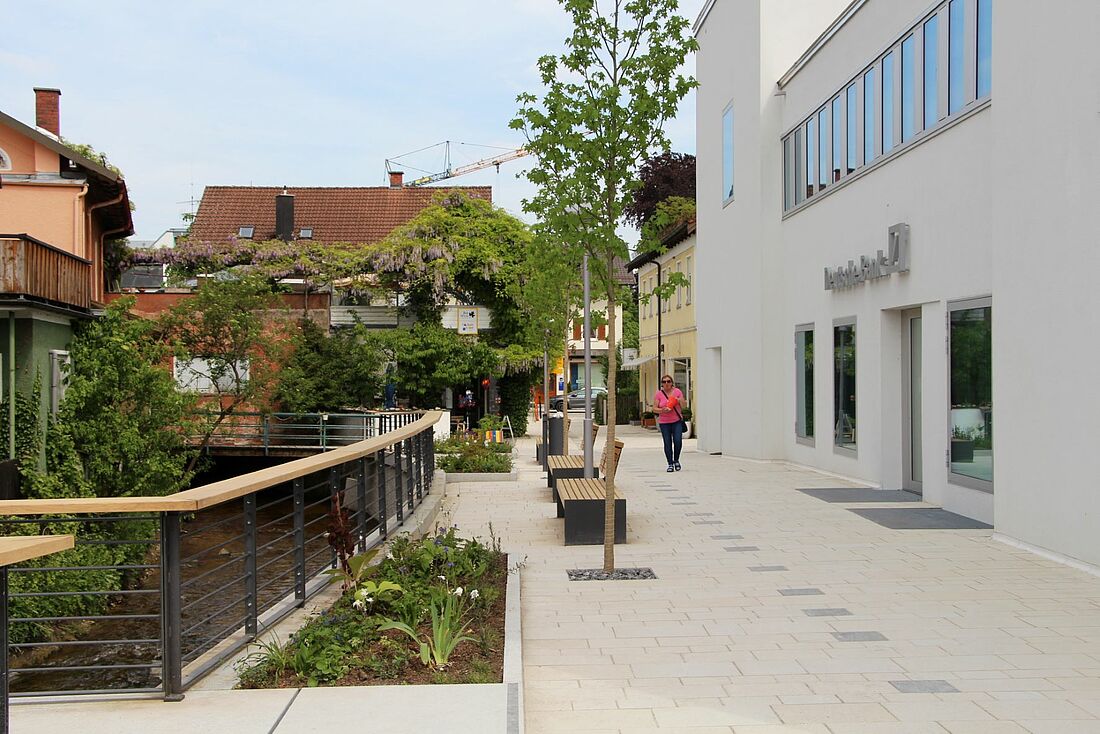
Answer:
[{"xmin": 1, "ymin": 1, "xmax": 703, "ymax": 242}]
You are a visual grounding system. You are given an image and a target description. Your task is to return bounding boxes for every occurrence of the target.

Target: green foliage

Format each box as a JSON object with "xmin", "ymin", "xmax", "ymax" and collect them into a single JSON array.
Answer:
[
  {"xmin": 28, "ymin": 299, "xmax": 196, "ymax": 501},
  {"xmin": 276, "ymin": 320, "xmax": 385, "ymax": 412},
  {"xmin": 437, "ymin": 445, "xmax": 513, "ymax": 474},
  {"xmin": 287, "ymin": 607, "xmax": 369, "ymax": 686},
  {"xmin": 477, "ymin": 414, "xmax": 504, "ymax": 432},
  {"xmin": 497, "ymin": 371, "xmax": 535, "ymax": 436},
  {"xmin": 370, "ymin": 323, "xmax": 498, "ymax": 407},
  {"xmin": 378, "ymin": 584, "xmax": 478, "ymax": 670},
  {"xmin": 0, "ymin": 374, "xmax": 44, "ymax": 471},
  {"xmin": 321, "ymin": 547, "xmax": 381, "ymax": 592}
]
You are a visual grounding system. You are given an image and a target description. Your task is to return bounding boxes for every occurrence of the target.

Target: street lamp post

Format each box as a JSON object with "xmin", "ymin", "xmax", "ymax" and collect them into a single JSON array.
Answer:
[{"xmin": 582, "ymin": 252, "xmax": 594, "ymax": 479}]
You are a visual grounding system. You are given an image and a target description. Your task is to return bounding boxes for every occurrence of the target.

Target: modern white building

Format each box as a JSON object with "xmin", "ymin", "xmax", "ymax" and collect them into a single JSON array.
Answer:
[{"xmin": 694, "ymin": 0, "xmax": 1100, "ymax": 568}]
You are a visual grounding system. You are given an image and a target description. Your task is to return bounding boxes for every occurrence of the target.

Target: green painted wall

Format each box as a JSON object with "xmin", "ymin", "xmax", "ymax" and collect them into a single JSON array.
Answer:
[{"xmin": 0, "ymin": 311, "xmax": 76, "ymax": 466}]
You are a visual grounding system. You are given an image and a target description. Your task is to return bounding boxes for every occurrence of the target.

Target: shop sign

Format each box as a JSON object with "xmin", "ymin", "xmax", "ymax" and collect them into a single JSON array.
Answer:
[
  {"xmin": 825, "ymin": 223, "xmax": 910, "ymax": 290},
  {"xmin": 457, "ymin": 307, "xmax": 478, "ymax": 334}
]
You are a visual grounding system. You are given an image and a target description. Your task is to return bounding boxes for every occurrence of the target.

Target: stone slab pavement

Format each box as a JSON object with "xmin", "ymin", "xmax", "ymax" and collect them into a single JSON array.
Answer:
[{"xmin": 443, "ymin": 424, "xmax": 1100, "ymax": 734}]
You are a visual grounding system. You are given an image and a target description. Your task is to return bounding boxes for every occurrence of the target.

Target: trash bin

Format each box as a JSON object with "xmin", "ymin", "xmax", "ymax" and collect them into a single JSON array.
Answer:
[{"xmin": 547, "ymin": 414, "xmax": 565, "ymax": 460}]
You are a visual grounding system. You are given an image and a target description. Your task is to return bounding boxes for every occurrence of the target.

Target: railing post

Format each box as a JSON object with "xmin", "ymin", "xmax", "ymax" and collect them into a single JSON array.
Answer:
[
  {"xmin": 328, "ymin": 467, "xmax": 339, "ymax": 568},
  {"xmin": 1, "ymin": 566, "xmax": 9, "ymax": 732},
  {"xmin": 414, "ymin": 431, "xmax": 424, "ymax": 502},
  {"xmin": 393, "ymin": 443, "xmax": 404, "ymax": 524},
  {"xmin": 357, "ymin": 457, "xmax": 368, "ymax": 552},
  {"xmin": 427, "ymin": 428, "xmax": 435, "ymax": 492},
  {"xmin": 376, "ymin": 451, "xmax": 388, "ymax": 538},
  {"xmin": 321, "ymin": 415, "xmax": 328, "ymax": 451},
  {"xmin": 293, "ymin": 477, "xmax": 306, "ymax": 604},
  {"xmin": 244, "ymin": 494, "xmax": 257, "ymax": 637},
  {"xmin": 262, "ymin": 415, "xmax": 270, "ymax": 456},
  {"xmin": 160, "ymin": 511, "xmax": 184, "ymax": 701},
  {"xmin": 404, "ymin": 437, "xmax": 415, "ymax": 511}
]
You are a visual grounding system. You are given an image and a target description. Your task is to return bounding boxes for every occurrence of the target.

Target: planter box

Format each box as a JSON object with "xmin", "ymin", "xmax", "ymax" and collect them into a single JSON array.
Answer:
[
  {"xmin": 641, "ymin": 418, "xmax": 656, "ymax": 429},
  {"xmin": 951, "ymin": 439, "xmax": 974, "ymax": 463},
  {"xmin": 444, "ymin": 471, "xmax": 518, "ymax": 483}
]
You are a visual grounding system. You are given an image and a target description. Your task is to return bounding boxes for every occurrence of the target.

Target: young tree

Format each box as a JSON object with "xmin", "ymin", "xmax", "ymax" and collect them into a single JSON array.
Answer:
[
  {"xmin": 513, "ymin": 0, "xmax": 696, "ymax": 571},
  {"xmin": 158, "ymin": 277, "xmax": 294, "ymax": 467},
  {"xmin": 624, "ymin": 152, "xmax": 696, "ymax": 227}
]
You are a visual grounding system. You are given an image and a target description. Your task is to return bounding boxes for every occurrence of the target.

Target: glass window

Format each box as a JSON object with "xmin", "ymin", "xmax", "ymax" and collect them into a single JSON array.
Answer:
[
  {"xmin": 796, "ymin": 329, "xmax": 814, "ymax": 440},
  {"xmin": 686, "ymin": 256, "xmax": 692, "ymax": 304},
  {"xmin": 831, "ymin": 97, "xmax": 842, "ymax": 183},
  {"xmin": 676, "ymin": 261, "xmax": 683, "ymax": 308},
  {"xmin": 924, "ymin": 15, "xmax": 939, "ymax": 128},
  {"xmin": 794, "ymin": 128, "xmax": 805, "ymax": 205},
  {"xmin": 806, "ymin": 118, "xmax": 816, "ymax": 198},
  {"xmin": 722, "ymin": 104, "xmax": 735, "ymax": 202},
  {"xmin": 949, "ymin": 303, "xmax": 992, "ymax": 484},
  {"xmin": 783, "ymin": 135, "xmax": 793, "ymax": 211},
  {"xmin": 901, "ymin": 35, "xmax": 916, "ymax": 141},
  {"xmin": 818, "ymin": 108, "xmax": 829, "ymax": 190},
  {"xmin": 833, "ymin": 322, "xmax": 856, "ymax": 450},
  {"xmin": 846, "ymin": 84, "xmax": 858, "ymax": 172},
  {"xmin": 883, "ymin": 52, "xmax": 896, "ymax": 152},
  {"xmin": 977, "ymin": 0, "xmax": 992, "ymax": 98},
  {"xmin": 864, "ymin": 69, "xmax": 875, "ymax": 162},
  {"xmin": 949, "ymin": 0, "xmax": 965, "ymax": 113}
]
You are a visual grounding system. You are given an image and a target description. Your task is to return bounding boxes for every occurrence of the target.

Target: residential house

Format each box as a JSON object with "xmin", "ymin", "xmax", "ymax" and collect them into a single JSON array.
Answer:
[
  {"xmin": 0, "ymin": 87, "xmax": 133, "ymax": 449},
  {"xmin": 627, "ymin": 217, "xmax": 696, "ymax": 421},
  {"xmin": 558, "ymin": 258, "xmax": 635, "ymax": 394}
]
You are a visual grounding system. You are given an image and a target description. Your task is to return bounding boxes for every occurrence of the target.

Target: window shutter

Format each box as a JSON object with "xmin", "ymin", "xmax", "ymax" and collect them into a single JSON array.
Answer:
[
  {"xmin": 573, "ymin": 323, "xmax": 581, "ymax": 340},
  {"xmin": 598, "ymin": 325, "xmax": 606, "ymax": 340}
]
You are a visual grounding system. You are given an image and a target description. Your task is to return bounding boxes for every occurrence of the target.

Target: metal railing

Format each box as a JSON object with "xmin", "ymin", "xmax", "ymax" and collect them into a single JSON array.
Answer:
[
  {"xmin": 0, "ymin": 411, "xmax": 439, "ymax": 701},
  {"xmin": 191, "ymin": 410, "xmax": 427, "ymax": 453}
]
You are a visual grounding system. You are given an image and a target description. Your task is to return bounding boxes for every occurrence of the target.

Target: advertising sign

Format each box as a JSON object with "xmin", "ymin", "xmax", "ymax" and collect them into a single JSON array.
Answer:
[{"xmin": 457, "ymin": 308, "xmax": 478, "ymax": 334}]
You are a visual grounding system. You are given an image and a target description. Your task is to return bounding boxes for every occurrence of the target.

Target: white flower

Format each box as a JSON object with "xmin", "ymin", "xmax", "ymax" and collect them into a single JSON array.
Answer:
[
  {"xmin": 437, "ymin": 575, "xmax": 447, "ymax": 582},
  {"xmin": 469, "ymin": 589, "xmax": 480, "ymax": 600},
  {"xmin": 385, "ymin": 550, "xmax": 394, "ymax": 560},
  {"xmin": 352, "ymin": 598, "xmax": 365, "ymax": 611},
  {"xmin": 363, "ymin": 596, "xmax": 373, "ymax": 605},
  {"xmin": 453, "ymin": 587, "xmax": 464, "ymax": 596}
]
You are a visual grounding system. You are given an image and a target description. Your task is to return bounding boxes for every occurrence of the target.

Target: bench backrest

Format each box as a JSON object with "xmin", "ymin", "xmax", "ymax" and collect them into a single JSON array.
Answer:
[{"xmin": 599, "ymin": 439, "xmax": 625, "ymax": 477}]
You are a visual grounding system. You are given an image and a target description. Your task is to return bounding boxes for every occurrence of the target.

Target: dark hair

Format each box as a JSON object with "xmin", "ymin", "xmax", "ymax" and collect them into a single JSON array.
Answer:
[{"xmin": 660, "ymin": 374, "xmax": 675, "ymax": 385}]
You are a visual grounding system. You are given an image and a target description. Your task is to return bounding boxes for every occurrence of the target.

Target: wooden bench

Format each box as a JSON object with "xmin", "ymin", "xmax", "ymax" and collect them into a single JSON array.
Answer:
[
  {"xmin": 555, "ymin": 440, "xmax": 625, "ymax": 545},
  {"xmin": 533, "ymin": 435, "xmax": 544, "ymax": 464}
]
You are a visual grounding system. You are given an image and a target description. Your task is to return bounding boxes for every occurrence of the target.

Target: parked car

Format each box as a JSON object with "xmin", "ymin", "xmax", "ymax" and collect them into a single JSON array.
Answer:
[{"xmin": 550, "ymin": 387, "xmax": 608, "ymax": 411}]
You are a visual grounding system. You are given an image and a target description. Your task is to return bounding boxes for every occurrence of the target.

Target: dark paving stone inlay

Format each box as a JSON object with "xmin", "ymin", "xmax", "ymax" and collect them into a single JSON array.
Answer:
[
  {"xmin": 803, "ymin": 608, "xmax": 852, "ymax": 617},
  {"xmin": 710, "ymin": 534, "xmax": 743, "ymax": 540},
  {"xmin": 693, "ymin": 520, "xmax": 723, "ymax": 525},
  {"xmin": 832, "ymin": 631, "xmax": 888, "ymax": 642},
  {"xmin": 848, "ymin": 507, "xmax": 992, "ymax": 530},
  {"xmin": 724, "ymin": 546, "xmax": 760, "ymax": 552},
  {"xmin": 779, "ymin": 588, "xmax": 823, "ymax": 596},
  {"xmin": 670, "ymin": 502, "xmax": 698, "ymax": 506},
  {"xmin": 749, "ymin": 565, "xmax": 787, "ymax": 572},
  {"xmin": 685, "ymin": 513, "xmax": 713, "ymax": 517},
  {"xmin": 797, "ymin": 488, "xmax": 921, "ymax": 503},
  {"xmin": 567, "ymin": 567, "xmax": 657, "ymax": 581},
  {"xmin": 890, "ymin": 680, "xmax": 959, "ymax": 694}
]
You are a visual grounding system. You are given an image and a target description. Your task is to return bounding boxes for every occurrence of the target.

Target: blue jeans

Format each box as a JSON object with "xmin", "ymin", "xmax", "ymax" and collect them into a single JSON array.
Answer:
[{"xmin": 659, "ymin": 421, "xmax": 683, "ymax": 465}]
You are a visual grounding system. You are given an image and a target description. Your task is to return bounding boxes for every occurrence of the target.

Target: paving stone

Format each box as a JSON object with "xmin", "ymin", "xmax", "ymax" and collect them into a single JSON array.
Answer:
[
  {"xmin": 780, "ymin": 588, "xmax": 824, "ymax": 596},
  {"xmin": 711, "ymin": 534, "xmax": 743, "ymax": 540},
  {"xmin": 671, "ymin": 501, "xmax": 698, "ymax": 506},
  {"xmin": 724, "ymin": 546, "xmax": 760, "ymax": 552},
  {"xmin": 832, "ymin": 631, "xmax": 889, "ymax": 642},
  {"xmin": 803, "ymin": 608, "xmax": 853, "ymax": 617},
  {"xmin": 750, "ymin": 565, "xmax": 788, "ymax": 572},
  {"xmin": 890, "ymin": 679, "xmax": 960, "ymax": 693},
  {"xmin": 693, "ymin": 520, "xmax": 724, "ymax": 525}
]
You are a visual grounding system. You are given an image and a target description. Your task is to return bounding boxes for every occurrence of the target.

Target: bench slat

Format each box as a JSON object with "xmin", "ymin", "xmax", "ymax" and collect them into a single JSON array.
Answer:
[{"xmin": 558, "ymin": 479, "xmax": 621, "ymax": 502}]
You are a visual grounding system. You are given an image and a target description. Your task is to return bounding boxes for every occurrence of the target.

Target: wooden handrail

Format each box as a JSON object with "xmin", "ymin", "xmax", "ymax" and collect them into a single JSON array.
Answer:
[
  {"xmin": 0, "ymin": 411, "xmax": 442, "ymax": 516},
  {"xmin": 0, "ymin": 535, "xmax": 75, "ymax": 566}
]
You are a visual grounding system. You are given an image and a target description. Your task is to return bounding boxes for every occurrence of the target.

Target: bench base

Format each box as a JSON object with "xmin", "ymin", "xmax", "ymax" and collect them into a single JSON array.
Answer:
[{"xmin": 562, "ymin": 496, "xmax": 626, "ymax": 545}]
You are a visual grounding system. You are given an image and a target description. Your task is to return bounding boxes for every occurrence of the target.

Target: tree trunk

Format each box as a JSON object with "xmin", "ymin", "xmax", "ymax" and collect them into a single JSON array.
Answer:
[{"xmin": 603, "ymin": 266, "xmax": 618, "ymax": 572}]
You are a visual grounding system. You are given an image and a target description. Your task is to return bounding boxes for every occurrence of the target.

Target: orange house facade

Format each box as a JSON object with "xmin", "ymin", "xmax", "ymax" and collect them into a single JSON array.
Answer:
[{"xmin": 0, "ymin": 88, "xmax": 133, "ymax": 452}]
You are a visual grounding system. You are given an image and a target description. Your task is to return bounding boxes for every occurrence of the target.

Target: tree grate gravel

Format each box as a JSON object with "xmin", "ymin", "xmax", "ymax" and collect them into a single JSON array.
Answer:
[{"xmin": 567, "ymin": 567, "xmax": 657, "ymax": 581}]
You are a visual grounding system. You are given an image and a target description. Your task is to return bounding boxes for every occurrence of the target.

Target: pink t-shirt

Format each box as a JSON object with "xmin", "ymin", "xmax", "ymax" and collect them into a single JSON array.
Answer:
[{"xmin": 653, "ymin": 388, "xmax": 685, "ymax": 424}]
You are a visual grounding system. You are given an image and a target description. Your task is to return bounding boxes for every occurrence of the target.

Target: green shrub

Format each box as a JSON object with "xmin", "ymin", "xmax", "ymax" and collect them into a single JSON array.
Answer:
[{"xmin": 437, "ymin": 447, "xmax": 512, "ymax": 474}]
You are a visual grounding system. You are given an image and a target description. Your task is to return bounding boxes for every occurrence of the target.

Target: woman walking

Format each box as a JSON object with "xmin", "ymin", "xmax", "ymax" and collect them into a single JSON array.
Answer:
[{"xmin": 654, "ymin": 375, "xmax": 685, "ymax": 472}]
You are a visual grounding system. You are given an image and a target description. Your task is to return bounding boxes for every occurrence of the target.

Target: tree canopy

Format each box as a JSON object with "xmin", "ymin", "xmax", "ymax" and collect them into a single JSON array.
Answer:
[{"xmin": 624, "ymin": 151, "xmax": 696, "ymax": 227}]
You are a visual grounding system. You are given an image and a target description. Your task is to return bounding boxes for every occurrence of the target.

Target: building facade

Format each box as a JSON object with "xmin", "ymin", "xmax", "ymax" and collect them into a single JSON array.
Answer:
[
  {"xmin": 695, "ymin": 0, "xmax": 1100, "ymax": 567},
  {"xmin": 629, "ymin": 220, "xmax": 697, "ymax": 419}
]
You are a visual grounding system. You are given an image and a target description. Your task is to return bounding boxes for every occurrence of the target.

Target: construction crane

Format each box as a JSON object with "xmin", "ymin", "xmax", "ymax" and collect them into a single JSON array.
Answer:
[{"xmin": 385, "ymin": 141, "xmax": 529, "ymax": 187}]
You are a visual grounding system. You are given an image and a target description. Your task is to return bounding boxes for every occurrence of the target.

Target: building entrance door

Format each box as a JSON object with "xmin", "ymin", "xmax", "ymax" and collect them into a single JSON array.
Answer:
[{"xmin": 902, "ymin": 309, "xmax": 923, "ymax": 494}]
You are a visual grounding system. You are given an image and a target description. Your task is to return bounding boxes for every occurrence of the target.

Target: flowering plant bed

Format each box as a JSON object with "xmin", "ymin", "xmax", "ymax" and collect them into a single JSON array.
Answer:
[{"xmin": 236, "ymin": 527, "xmax": 508, "ymax": 688}]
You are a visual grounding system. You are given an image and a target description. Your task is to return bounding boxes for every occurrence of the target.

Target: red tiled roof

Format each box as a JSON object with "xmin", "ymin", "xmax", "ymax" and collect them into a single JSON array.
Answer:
[{"xmin": 188, "ymin": 185, "xmax": 493, "ymax": 245}]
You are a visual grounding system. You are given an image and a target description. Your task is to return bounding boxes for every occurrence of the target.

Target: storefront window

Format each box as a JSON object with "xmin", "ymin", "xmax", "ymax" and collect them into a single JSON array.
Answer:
[
  {"xmin": 796, "ymin": 328, "xmax": 814, "ymax": 440},
  {"xmin": 950, "ymin": 302, "xmax": 992, "ymax": 485},
  {"xmin": 833, "ymin": 322, "xmax": 856, "ymax": 451}
]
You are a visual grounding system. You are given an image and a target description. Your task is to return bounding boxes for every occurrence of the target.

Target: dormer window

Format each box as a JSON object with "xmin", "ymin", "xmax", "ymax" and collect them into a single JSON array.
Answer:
[
  {"xmin": 238, "ymin": 226, "xmax": 254, "ymax": 239},
  {"xmin": 299, "ymin": 228, "xmax": 313, "ymax": 239},
  {"xmin": 0, "ymin": 147, "xmax": 10, "ymax": 171}
]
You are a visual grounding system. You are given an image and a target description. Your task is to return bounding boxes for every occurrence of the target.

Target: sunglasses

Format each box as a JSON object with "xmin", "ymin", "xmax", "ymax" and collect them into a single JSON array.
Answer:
[{"xmin": 661, "ymin": 379, "xmax": 673, "ymax": 383}]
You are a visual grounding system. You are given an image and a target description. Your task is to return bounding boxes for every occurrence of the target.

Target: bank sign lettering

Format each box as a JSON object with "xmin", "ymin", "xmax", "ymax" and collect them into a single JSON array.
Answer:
[{"xmin": 824, "ymin": 223, "xmax": 910, "ymax": 290}]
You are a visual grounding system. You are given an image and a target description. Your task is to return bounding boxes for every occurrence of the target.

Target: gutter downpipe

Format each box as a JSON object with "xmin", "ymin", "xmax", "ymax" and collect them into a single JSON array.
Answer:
[
  {"xmin": 8, "ymin": 311, "xmax": 14, "ymax": 460},
  {"xmin": 86, "ymin": 188, "xmax": 128, "ymax": 301},
  {"xmin": 656, "ymin": 260, "xmax": 663, "ymax": 380}
]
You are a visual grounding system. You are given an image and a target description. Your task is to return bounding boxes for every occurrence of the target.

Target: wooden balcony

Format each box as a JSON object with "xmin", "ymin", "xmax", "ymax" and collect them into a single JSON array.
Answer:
[{"xmin": 0, "ymin": 234, "xmax": 91, "ymax": 311}]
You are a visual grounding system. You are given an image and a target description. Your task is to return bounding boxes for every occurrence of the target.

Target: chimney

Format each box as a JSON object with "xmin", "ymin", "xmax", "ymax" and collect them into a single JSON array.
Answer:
[
  {"xmin": 388, "ymin": 170, "xmax": 404, "ymax": 188},
  {"xmin": 275, "ymin": 188, "xmax": 294, "ymax": 241},
  {"xmin": 34, "ymin": 87, "xmax": 61, "ymax": 136}
]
